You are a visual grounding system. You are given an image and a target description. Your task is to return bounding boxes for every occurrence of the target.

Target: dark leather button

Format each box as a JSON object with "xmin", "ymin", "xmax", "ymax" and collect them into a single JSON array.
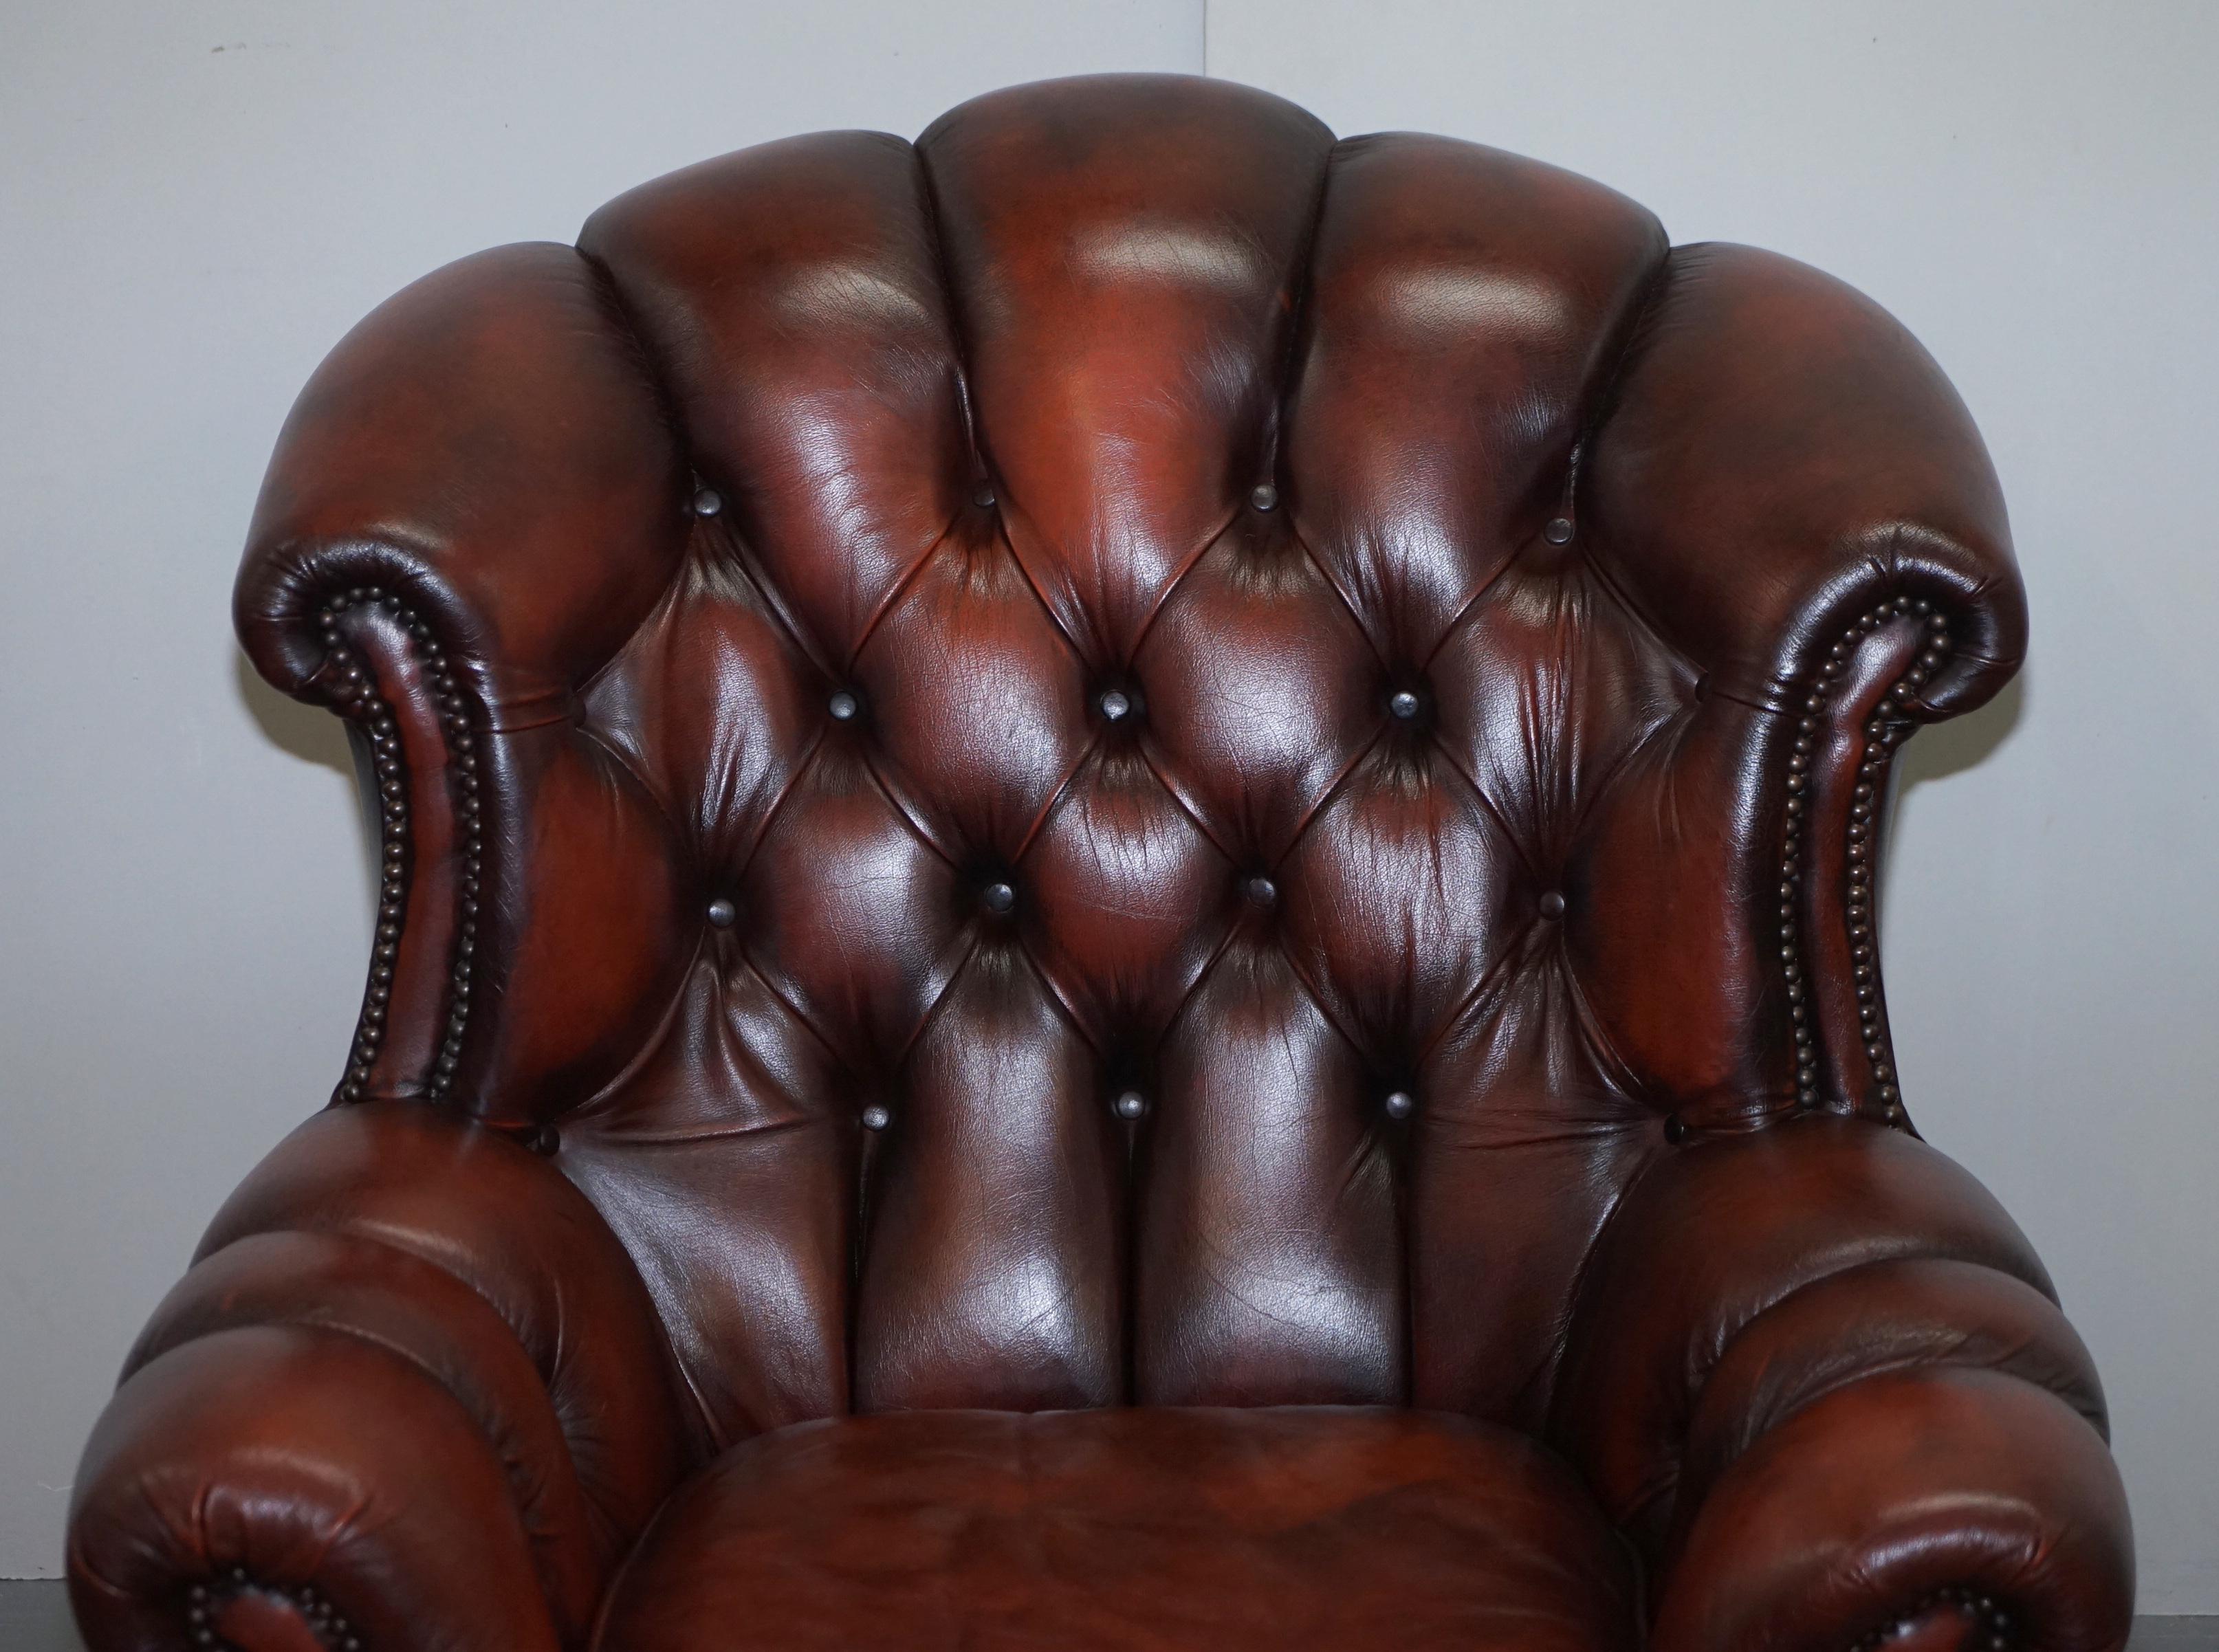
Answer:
[
  {"xmin": 526, "ymin": 1123, "xmax": 560, "ymax": 1156},
  {"xmin": 828, "ymin": 690, "xmax": 860, "ymax": 722},
  {"xmin": 1542, "ymin": 515, "xmax": 1573, "ymax": 544},
  {"xmin": 1383, "ymin": 1090, "xmax": 1414, "ymax": 1120},
  {"xmin": 1249, "ymin": 483, "xmax": 1279, "ymax": 511},
  {"xmin": 692, "ymin": 487, "xmax": 723, "ymax": 518},
  {"xmin": 860, "ymin": 1104, "xmax": 891, "ymax": 1132},
  {"xmin": 1664, "ymin": 1112, "xmax": 1690, "ymax": 1144},
  {"xmin": 706, "ymin": 897, "xmax": 737, "ymax": 928},
  {"xmin": 1389, "ymin": 690, "xmax": 1422, "ymax": 720},
  {"xmin": 1098, "ymin": 690, "xmax": 1131, "ymax": 721},
  {"xmin": 981, "ymin": 881, "xmax": 1016, "ymax": 915},
  {"xmin": 1245, "ymin": 874, "xmax": 1278, "ymax": 907},
  {"xmin": 1538, "ymin": 890, "xmax": 1566, "ymax": 919},
  {"xmin": 973, "ymin": 483, "xmax": 997, "ymax": 509},
  {"xmin": 1113, "ymin": 1090, "xmax": 1146, "ymax": 1120}
]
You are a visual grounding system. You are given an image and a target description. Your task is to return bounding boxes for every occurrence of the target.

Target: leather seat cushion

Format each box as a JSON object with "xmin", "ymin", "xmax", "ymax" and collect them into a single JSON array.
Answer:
[{"xmin": 595, "ymin": 1406, "xmax": 1639, "ymax": 1651}]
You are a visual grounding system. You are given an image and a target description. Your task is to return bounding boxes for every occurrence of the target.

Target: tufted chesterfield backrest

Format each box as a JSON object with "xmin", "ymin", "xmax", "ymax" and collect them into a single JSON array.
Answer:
[{"xmin": 237, "ymin": 74, "xmax": 2023, "ymax": 1451}]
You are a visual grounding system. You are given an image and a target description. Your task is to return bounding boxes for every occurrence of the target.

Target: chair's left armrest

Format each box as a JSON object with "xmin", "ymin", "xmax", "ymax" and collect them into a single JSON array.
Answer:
[
  {"xmin": 67, "ymin": 1101, "xmax": 692, "ymax": 1650},
  {"xmin": 234, "ymin": 243, "xmax": 697, "ymax": 1123},
  {"xmin": 1551, "ymin": 1116, "xmax": 2132, "ymax": 1651}
]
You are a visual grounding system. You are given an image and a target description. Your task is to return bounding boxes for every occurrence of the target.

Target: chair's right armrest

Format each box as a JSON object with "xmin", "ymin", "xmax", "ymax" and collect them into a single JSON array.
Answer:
[
  {"xmin": 67, "ymin": 1102, "xmax": 691, "ymax": 1651},
  {"xmin": 1582, "ymin": 241, "xmax": 2026, "ymax": 721},
  {"xmin": 232, "ymin": 243, "xmax": 699, "ymax": 1121},
  {"xmin": 1569, "ymin": 244, "xmax": 2032, "ymax": 1126},
  {"xmin": 1550, "ymin": 1116, "xmax": 2132, "ymax": 1651}
]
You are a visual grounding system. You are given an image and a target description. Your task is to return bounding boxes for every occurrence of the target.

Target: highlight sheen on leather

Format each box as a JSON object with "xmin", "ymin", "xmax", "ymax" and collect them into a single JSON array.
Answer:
[{"xmin": 70, "ymin": 74, "xmax": 2126, "ymax": 1652}]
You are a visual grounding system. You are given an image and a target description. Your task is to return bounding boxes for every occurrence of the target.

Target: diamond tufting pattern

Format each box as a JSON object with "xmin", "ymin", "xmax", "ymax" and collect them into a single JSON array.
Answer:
[
  {"xmin": 69, "ymin": 74, "xmax": 2133, "ymax": 1652},
  {"xmin": 536, "ymin": 78, "xmax": 1709, "ymax": 1440}
]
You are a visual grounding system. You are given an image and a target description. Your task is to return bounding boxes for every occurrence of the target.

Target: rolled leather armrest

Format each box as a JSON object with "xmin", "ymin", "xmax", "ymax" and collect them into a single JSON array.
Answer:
[
  {"xmin": 1569, "ymin": 245, "xmax": 2033, "ymax": 1125},
  {"xmin": 1653, "ymin": 1367, "xmax": 2132, "ymax": 1652},
  {"xmin": 70, "ymin": 1326, "xmax": 564, "ymax": 1652},
  {"xmin": 1551, "ymin": 1116, "xmax": 2132, "ymax": 1649},
  {"xmin": 230, "ymin": 243, "xmax": 698, "ymax": 1120},
  {"xmin": 1585, "ymin": 241, "xmax": 2026, "ymax": 721},
  {"xmin": 234, "ymin": 240, "xmax": 690, "ymax": 716},
  {"xmin": 67, "ymin": 1101, "xmax": 692, "ymax": 1651}
]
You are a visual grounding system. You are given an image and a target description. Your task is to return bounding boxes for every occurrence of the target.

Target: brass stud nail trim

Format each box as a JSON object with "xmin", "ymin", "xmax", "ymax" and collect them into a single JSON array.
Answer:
[
  {"xmin": 184, "ymin": 1574, "xmax": 358, "ymax": 1651},
  {"xmin": 1780, "ymin": 597, "xmax": 1949, "ymax": 1124},
  {"xmin": 318, "ymin": 586, "xmax": 481, "ymax": 1107},
  {"xmin": 1843, "ymin": 1583, "xmax": 2015, "ymax": 1652}
]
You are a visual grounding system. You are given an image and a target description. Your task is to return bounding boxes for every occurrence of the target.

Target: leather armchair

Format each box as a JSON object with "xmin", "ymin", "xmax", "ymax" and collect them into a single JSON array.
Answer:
[{"xmin": 69, "ymin": 74, "xmax": 2131, "ymax": 1652}]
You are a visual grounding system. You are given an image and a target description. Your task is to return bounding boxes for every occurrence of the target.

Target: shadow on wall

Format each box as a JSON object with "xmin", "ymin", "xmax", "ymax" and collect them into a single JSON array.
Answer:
[
  {"xmin": 1898, "ymin": 669, "xmax": 2027, "ymax": 793},
  {"xmin": 1877, "ymin": 665, "xmax": 2027, "ymax": 945},
  {"xmin": 230, "ymin": 650, "xmax": 380, "ymax": 909}
]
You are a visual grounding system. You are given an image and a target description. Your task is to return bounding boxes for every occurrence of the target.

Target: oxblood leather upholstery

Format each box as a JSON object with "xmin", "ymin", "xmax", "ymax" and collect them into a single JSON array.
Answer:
[
  {"xmin": 68, "ymin": 74, "xmax": 2131, "ymax": 1652},
  {"xmin": 601, "ymin": 1408, "xmax": 1641, "ymax": 1651}
]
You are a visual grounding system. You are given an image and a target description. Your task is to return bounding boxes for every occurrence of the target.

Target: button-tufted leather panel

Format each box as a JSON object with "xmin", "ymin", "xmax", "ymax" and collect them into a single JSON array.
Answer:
[
  {"xmin": 83, "ymin": 71, "xmax": 2129, "ymax": 1652},
  {"xmin": 551, "ymin": 76, "xmax": 1720, "ymax": 1440},
  {"xmin": 222, "ymin": 74, "xmax": 2035, "ymax": 1451}
]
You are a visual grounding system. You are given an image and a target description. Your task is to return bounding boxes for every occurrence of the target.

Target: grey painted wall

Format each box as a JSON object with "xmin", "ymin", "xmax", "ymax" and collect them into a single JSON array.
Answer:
[{"xmin": 4, "ymin": 0, "xmax": 2212, "ymax": 1612}]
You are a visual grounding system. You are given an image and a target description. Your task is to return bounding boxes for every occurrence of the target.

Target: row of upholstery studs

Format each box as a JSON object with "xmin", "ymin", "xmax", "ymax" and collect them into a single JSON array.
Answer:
[
  {"xmin": 1778, "ymin": 596, "xmax": 1949, "ymax": 1119},
  {"xmin": 186, "ymin": 1572, "xmax": 358, "ymax": 1651},
  {"xmin": 1846, "ymin": 1585, "xmax": 2015, "ymax": 1652},
  {"xmin": 318, "ymin": 586, "xmax": 481, "ymax": 1105},
  {"xmin": 1845, "ymin": 604, "xmax": 1950, "ymax": 1118}
]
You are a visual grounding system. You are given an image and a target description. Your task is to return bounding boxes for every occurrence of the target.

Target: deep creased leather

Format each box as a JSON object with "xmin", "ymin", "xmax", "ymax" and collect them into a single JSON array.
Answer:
[
  {"xmin": 1551, "ymin": 1117, "xmax": 2097, "ymax": 1544},
  {"xmin": 71, "ymin": 72, "xmax": 2127, "ymax": 1652},
  {"xmin": 1653, "ymin": 1370, "xmax": 2133, "ymax": 1652},
  {"xmin": 72, "ymin": 1103, "xmax": 688, "ymax": 1649},
  {"xmin": 72, "ymin": 1328, "xmax": 567, "ymax": 1652}
]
